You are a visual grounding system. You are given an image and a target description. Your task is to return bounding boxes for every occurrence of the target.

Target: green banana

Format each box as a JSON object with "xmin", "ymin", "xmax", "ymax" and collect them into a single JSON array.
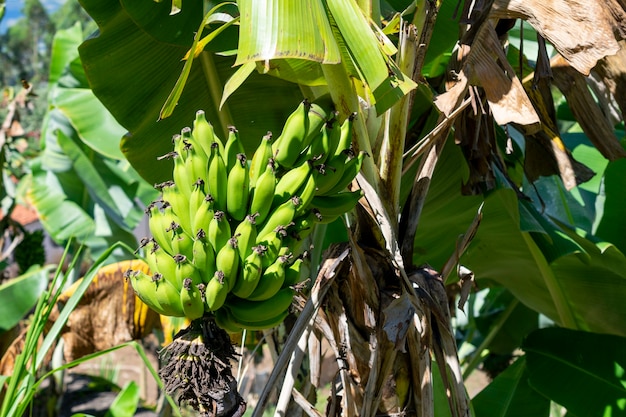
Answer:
[
  {"xmin": 184, "ymin": 150, "xmax": 209, "ymax": 189},
  {"xmin": 146, "ymin": 201, "xmax": 174, "ymax": 254},
  {"xmin": 171, "ymin": 147, "xmax": 193, "ymax": 200},
  {"xmin": 226, "ymin": 287, "xmax": 295, "ymax": 323},
  {"xmin": 228, "ymin": 309, "xmax": 290, "ymax": 331},
  {"xmin": 215, "ymin": 236, "xmax": 240, "ymax": 291},
  {"xmin": 272, "ymin": 159, "xmax": 314, "ymax": 207},
  {"xmin": 295, "ymin": 168, "xmax": 318, "ymax": 217},
  {"xmin": 188, "ymin": 179, "xmax": 207, "ymax": 231},
  {"xmin": 192, "ymin": 194, "xmax": 215, "ymax": 236},
  {"xmin": 281, "ymin": 235, "xmax": 307, "ymax": 260},
  {"xmin": 193, "ymin": 110, "xmax": 224, "ymax": 157},
  {"xmin": 223, "ymin": 126, "xmax": 245, "ymax": 172},
  {"xmin": 207, "ymin": 210, "xmax": 231, "ymax": 253},
  {"xmin": 127, "ymin": 269, "xmax": 170, "ymax": 316},
  {"xmin": 192, "ymin": 230, "xmax": 216, "ymax": 281},
  {"xmin": 176, "ymin": 127, "xmax": 197, "ymax": 198},
  {"xmin": 333, "ymin": 112, "xmax": 356, "ymax": 159},
  {"xmin": 160, "ymin": 181, "xmax": 193, "ymax": 237},
  {"xmin": 184, "ymin": 121, "xmax": 209, "ymax": 161},
  {"xmin": 247, "ymin": 254, "xmax": 290, "ymax": 301},
  {"xmin": 271, "ymin": 100, "xmax": 309, "ymax": 169},
  {"xmin": 205, "ymin": 270, "xmax": 229, "ymax": 311},
  {"xmin": 207, "ymin": 141, "xmax": 228, "ymax": 212},
  {"xmin": 233, "ymin": 214, "xmax": 258, "ymax": 261},
  {"xmin": 323, "ymin": 151, "xmax": 367, "ymax": 196},
  {"xmin": 257, "ymin": 196, "xmax": 301, "ymax": 239},
  {"xmin": 226, "ymin": 153, "xmax": 250, "ymax": 222},
  {"xmin": 171, "ymin": 133, "xmax": 187, "ymax": 160},
  {"xmin": 310, "ymin": 190, "xmax": 364, "ymax": 222},
  {"xmin": 168, "ymin": 222, "xmax": 194, "ymax": 260},
  {"xmin": 213, "ymin": 308, "xmax": 243, "ymax": 334},
  {"xmin": 231, "ymin": 245, "xmax": 266, "ymax": 299},
  {"xmin": 180, "ymin": 278, "xmax": 205, "ymax": 320},
  {"xmin": 144, "ymin": 241, "xmax": 178, "ymax": 286},
  {"xmin": 249, "ymin": 159, "xmax": 277, "ymax": 224},
  {"xmin": 174, "ymin": 253, "xmax": 203, "ymax": 289},
  {"xmin": 153, "ymin": 273, "xmax": 186, "ymax": 317},
  {"xmin": 313, "ymin": 150, "xmax": 348, "ymax": 195},
  {"xmin": 283, "ymin": 256, "xmax": 310, "ymax": 287},
  {"xmin": 289, "ymin": 211, "xmax": 317, "ymax": 241},
  {"xmin": 313, "ymin": 113, "xmax": 356, "ymax": 194},
  {"xmin": 256, "ymin": 225, "xmax": 288, "ymax": 268},
  {"xmin": 272, "ymin": 100, "xmax": 328, "ymax": 168},
  {"xmin": 300, "ymin": 117, "xmax": 335, "ymax": 165},
  {"xmin": 249, "ymin": 132, "xmax": 273, "ymax": 188}
]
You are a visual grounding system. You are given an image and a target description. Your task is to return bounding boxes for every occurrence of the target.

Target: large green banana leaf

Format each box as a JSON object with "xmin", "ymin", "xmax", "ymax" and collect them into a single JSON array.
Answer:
[
  {"xmin": 472, "ymin": 357, "xmax": 550, "ymax": 417},
  {"xmin": 78, "ymin": 0, "xmax": 304, "ymax": 184},
  {"xmin": 78, "ymin": 0, "xmax": 423, "ymax": 184},
  {"xmin": 414, "ymin": 135, "xmax": 626, "ymax": 337},
  {"xmin": 22, "ymin": 23, "xmax": 151, "ymax": 261},
  {"xmin": 523, "ymin": 328, "xmax": 626, "ymax": 417},
  {"xmin": 0, "ymin": 266, "xmax": 53, "ymax": 333}
]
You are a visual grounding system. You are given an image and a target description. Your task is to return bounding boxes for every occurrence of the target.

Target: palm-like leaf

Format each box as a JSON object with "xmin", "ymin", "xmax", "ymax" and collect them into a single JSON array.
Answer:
[{"xmin": 24, "ymin": 23, "xmax": 149, "ymax": 260}]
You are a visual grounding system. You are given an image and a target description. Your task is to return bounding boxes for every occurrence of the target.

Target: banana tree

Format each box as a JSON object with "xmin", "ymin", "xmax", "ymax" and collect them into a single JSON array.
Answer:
[{"xmin": 77, "ymin": 0, "xmax": 626, "ymax": 416}]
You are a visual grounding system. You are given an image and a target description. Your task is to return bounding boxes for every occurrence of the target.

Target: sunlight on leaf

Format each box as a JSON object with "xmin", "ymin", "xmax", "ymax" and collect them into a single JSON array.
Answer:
[
  {"xmin": 472, "ymin": 357, "xmax": 549, "ymax": 417},
  {"xmin": 0, "ymin": 266, "xmax": 53, "ymax": 332},
  {"xmin": 235, "ymin": 0, "xmax": 340, "ymax": 65},
  {"xmin": 162, "ymin": 3, "xmax": 240, "ymax": 119},
  {"xmin": 187, "ymin": 9, "xmax": 240, "ymax": 59},
  {"xmin": 104, "ymin": 381, "xmax": 140, "ymax": 417},
  {"xmin": 221, "ymin": 61, "xmax": 256, "ymax": 109},
  {"xmin": 326, "ymin": 0, "xmax": 416, "ymax": 113},
  {"xmin": 524, "ymin": 328, "xmax": 626, "ymax": 417}
]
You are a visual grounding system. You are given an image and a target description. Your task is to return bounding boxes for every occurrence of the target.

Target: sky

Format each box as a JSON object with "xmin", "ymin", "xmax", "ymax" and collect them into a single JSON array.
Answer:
[{"xmin": 1, "ymin": 0, "xmax": 65, "ymax": 33}]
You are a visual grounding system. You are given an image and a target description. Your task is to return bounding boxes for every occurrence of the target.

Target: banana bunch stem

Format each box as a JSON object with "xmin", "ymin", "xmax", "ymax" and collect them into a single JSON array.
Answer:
[{"xmin": 158, "ymin": 316, "xmax": 245, "ymax": 416}]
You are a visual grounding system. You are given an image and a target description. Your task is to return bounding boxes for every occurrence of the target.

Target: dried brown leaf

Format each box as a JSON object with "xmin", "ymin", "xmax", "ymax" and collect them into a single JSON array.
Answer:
[
  {"xmin": 491, "ymin": 0, "xmax": 623, "ymax": 74},
  {"xmin": 465, "ymin": 21, "xmax": 540, "ymax": 128},
  {"xmin": 551, "ymin": 55, "xmax": 626, "ymax": 161},
  {"xmin": 456, "ymin": 266, "xmax": 476, "ymax": 314},
  {"xmin": 410, "ymin": 267, "xmax": 470, "ymax": 417},
  {"xmin": 594, "ymin": 40, "xmax": 626, "ymax": 119},
  {"xmin": 382, "ymin": 295, "xmax": 414, "ymax": 353},
  {"xmin": 58, "ymin": 260, "xmax": 161, "ymax": 362},
  {"xmin": 0, "ymin": 260, "xmax": 161, "ymax": 376}
]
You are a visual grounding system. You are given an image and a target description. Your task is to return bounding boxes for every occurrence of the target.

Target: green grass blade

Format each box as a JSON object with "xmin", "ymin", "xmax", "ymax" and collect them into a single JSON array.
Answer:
[
  {"xmin": 1, "ymin": 239, "xmax": 78, "ymax": 417},
  {"xmin": 37, "ymin": 241, "xmax": 135, "ymax": 371}
]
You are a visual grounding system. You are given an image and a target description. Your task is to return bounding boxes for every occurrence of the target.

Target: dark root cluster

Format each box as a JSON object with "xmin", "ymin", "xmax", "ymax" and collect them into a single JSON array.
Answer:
[{"xmin": 159, "ymin": 316, "xmax": 246, "ymax": 417}]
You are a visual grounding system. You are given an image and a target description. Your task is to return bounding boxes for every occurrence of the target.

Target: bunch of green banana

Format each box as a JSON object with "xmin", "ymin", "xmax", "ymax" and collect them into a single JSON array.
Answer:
[{"xmin": 128, "ymin": 101, "xmax": 365, "ymax": 332}]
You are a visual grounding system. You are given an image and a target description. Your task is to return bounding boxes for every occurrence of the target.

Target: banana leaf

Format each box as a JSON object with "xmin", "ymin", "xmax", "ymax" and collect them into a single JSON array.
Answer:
[
  {"xmin": 0, "ymin": 266, "xmax": 53, "ymax": 332},
  {"xmin": 78, "ymin": 0, "xmax": 304, "ymax": 184},
  {"xmin": 523, "ymin": 327, "xmax": 626, "ymax": 416},
  {"xmin": 413, "ymin": 135, "xmax": 626, "ymax": 337},
  {"xmin": 472, "ymin": 357, "xmax": 550, "ymax": 417},
  {"xmin": 23, "ymin": 23, "xmax": 151, "ymax": 261}
]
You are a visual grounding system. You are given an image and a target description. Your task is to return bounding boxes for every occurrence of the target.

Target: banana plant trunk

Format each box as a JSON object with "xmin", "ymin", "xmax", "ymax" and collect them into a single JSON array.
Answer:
[{"xmin": 315, "ymin": 209, "xmax": 470, "ymax": 417}]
